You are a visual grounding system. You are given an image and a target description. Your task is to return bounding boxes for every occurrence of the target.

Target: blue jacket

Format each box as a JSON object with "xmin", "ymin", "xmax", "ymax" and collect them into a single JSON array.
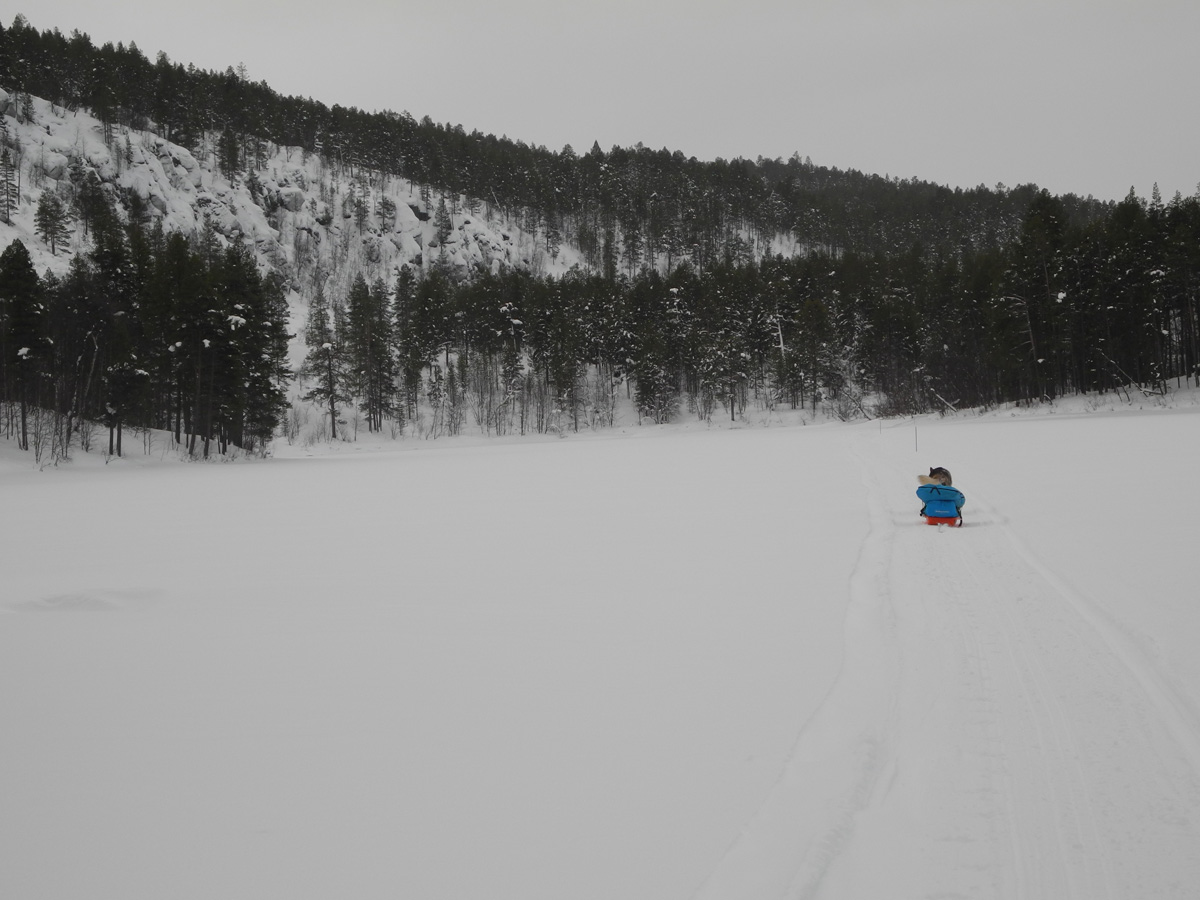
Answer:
[{"xmin": 917, "ymin": 484, "xmax": 965, "ymax": 518}]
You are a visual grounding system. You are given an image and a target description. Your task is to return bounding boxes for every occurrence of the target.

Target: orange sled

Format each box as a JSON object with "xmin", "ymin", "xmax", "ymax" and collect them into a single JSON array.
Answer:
[{"xmin": 924, "ymin": 516, "xmax": 963, "ymax": 527}]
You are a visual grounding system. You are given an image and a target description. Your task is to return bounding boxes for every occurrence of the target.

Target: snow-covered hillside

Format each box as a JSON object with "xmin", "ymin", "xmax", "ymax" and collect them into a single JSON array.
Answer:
[
  {"xmin": 1, "ymin": 87, "xmax": 583, "ymax": 322},
  {"xmin": 3, "ymin": 391, "xmax": 1200, "ymax": 899}
]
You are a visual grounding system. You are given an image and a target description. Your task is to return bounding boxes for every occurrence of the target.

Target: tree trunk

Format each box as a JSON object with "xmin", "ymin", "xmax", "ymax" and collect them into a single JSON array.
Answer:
[{"xmin": 327, "ymin": 355, "xmax": 338, "ymax": 439}]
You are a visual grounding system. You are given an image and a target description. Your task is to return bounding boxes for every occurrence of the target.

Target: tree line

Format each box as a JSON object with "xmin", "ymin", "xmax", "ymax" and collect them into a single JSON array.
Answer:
[
  {"xmin": 4, "ymin": 185, "xmax": 1197, "ymax": 459},
  {"xmin": 292, "ymin": 186, "xmax": 1200, "ymax": 443},
  {"xmin": 3, "ymin": 13, "xmax": 1198, "ymax": 459},
  {"xmin": 0, "ymin": 209, "xmax": 290, "ymax": 463},
  {"xmin": 1, "ymin": 14, "xmax": 1110, "ymax": 277}
]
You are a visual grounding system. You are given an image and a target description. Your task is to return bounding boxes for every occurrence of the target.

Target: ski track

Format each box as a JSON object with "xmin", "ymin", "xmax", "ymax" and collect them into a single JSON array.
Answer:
[
  {"xmin": 691, "ymin": 437, "xmax": 903, "ymax": 900},
  {"xmin": 694, "ymin": 429, "xmax": 1200, "ymax": 900}
]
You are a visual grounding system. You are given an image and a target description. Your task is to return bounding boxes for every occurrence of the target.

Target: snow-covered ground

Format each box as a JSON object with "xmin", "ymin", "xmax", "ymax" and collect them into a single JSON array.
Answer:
[{"xmin": 3, "ymin": 392, "xmax": 1200, "ymax": 899}]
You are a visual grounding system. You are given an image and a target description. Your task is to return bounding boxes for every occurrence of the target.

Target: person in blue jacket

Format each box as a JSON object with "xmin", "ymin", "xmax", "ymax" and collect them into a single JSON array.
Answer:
[{"xmin": 917, "ymin": 466, "xmax": 965, "ymax": 525}]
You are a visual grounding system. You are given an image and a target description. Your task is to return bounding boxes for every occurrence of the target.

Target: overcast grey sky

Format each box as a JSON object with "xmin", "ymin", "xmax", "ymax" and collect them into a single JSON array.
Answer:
[{"xmin": 9, "ymin": 0, "xmax": 1198, "ymax": 202}]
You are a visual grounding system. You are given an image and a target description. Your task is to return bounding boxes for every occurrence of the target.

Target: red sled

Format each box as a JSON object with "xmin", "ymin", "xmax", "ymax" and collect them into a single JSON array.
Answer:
[{"xmin": 924, "ymin": 516, "xmax": 963, "ymax": 527}]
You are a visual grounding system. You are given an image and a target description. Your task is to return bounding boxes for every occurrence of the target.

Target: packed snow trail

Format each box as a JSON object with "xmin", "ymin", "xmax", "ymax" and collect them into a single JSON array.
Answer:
[{"xmin": 694, "ymin": 422, "xmax": 1200, "ymax": 900}]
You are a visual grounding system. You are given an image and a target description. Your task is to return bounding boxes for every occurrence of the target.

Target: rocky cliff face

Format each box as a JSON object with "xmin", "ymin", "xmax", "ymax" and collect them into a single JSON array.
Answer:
[{"xmin": 1, "ymin": 87, "xmax": 578, "ymax": 335}]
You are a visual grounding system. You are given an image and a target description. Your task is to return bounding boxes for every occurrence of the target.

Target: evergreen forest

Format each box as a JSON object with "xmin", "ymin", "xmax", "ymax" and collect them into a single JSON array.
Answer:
[{"xmin": 3, "ymin": 15, "xmax": 1200, "ymax": 460}]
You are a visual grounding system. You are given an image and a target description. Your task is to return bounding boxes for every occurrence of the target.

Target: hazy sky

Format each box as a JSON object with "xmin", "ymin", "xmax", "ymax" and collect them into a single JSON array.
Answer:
[{"xmin": 8, "ymin": 0, "xmax": 1198, "ymax": 202}]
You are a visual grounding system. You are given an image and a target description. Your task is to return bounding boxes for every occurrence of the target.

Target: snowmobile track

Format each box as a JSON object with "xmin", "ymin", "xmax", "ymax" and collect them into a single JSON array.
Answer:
[{"xmin": 693, "ymin": 431, "xmax": 1200, "ymax": 900}]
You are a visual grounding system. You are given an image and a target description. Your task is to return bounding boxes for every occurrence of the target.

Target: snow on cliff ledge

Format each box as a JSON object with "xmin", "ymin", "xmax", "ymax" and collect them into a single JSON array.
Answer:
[{"xmin": 0, "ymin": 87, "xmax": 579, "ymax": 297}]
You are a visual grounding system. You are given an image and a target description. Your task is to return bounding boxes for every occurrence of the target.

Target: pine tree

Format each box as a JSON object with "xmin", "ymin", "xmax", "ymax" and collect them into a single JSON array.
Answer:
[
  {"xmin": 393, "ymin": 264, "xmax": 421, "ymax": 414},
  {"xmin": 217, "ymin": 128, "xmax": 241, "ymax": 182},
  {"xmin": 300, "ymin": 283, "xmax": 347, "ymax": 440},
  {"xmin": 0, "ymin": 148, "xmax": 18, "ymax": 224},
  {"xmin": 214, "ymin": 243, "xmax": 290, "ymax": 452},
  {"xmin": 0, "ymin": 240, "xmax": 45, "ymax": 450},
  {"xmin": 75, "ymin": 170, "xmax": 116, "ymax": 239},
  {"xmin": 88, "ymin": 220, "xmax": 142, "ymax": 457},
  {"xmin": 377, "ymin": 195, "xmax": 396, "ymax": 231},
  {"xmin": 0, "ymin": 20, "xmax": 9, "ymax": 89},
  {"xmin": 343, "ymin": 274, "xmax": 394, "ymax": 432},
  {"xmin": 249, "ymin": 270, "xmax": 293, "ymax": 446},
  {"xmin": 34, "ymin": 192, "xmax": 72, "ymax": 255},
  {"xmin": 434, "ymin": 197, "xmax": 453, "ymax": 246}
]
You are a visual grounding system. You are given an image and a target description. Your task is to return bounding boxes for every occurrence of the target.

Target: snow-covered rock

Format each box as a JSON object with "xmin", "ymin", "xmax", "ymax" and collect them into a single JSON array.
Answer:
[{"xmin": 279, "ymin": 186, "xmax": 306, "ymax": 212}]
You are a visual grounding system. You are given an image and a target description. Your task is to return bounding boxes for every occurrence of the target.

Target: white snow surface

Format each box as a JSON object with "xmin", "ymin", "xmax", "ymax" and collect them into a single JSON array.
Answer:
[{"xmin": 3, "ymin": 393, "xmax": 1200, "ymax": 900}]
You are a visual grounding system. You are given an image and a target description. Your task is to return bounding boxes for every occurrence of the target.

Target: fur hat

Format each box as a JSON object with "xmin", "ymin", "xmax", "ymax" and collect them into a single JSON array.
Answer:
[{"xmin": 918, "ymin": 467, "xmax": 953, "ymax": 486}]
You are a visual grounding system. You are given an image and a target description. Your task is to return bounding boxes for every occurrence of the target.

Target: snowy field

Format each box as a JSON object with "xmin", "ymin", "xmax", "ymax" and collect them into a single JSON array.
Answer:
[{"xmin": 3, "ymin": 394, "xmax": 1200, "ymax": 900}]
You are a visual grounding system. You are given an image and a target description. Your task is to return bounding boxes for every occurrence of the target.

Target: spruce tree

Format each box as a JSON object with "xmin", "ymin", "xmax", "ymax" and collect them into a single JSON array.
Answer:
[
  {"xmin": 434, "ymin": 198, "xmax": 453, "ymax": 246},
  {"xmin": 34, "ymin": 192, "xmax": 72, "ymax": 255}
]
